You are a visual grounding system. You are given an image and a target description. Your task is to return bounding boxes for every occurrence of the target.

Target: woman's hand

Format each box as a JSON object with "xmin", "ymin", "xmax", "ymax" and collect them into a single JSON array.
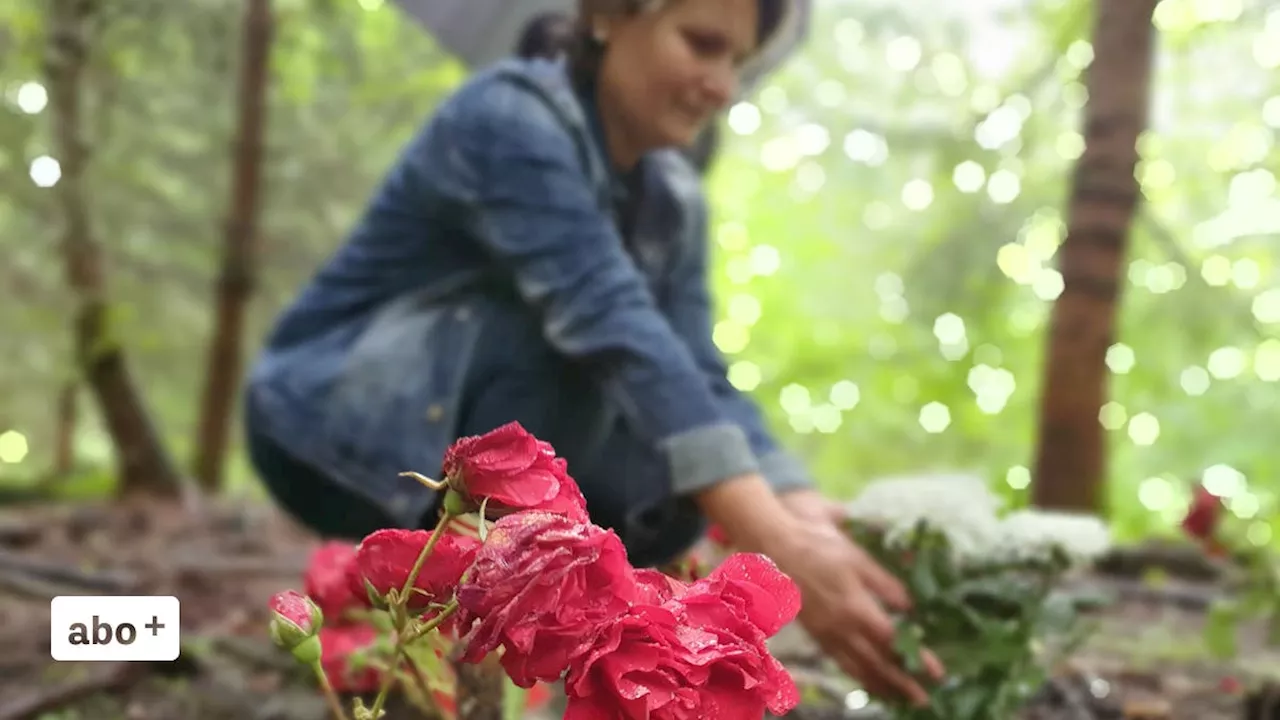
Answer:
[
  {"xmin": 774, "ymin": 489, "xmax": 945, "ymax": 706},
  {"xmin": 695, "ymin": 477, "xmax": 944, "ymax": 705},
  {"xmin": 777, "ymin": 488, "xmax": 847, "ymax": 525}
]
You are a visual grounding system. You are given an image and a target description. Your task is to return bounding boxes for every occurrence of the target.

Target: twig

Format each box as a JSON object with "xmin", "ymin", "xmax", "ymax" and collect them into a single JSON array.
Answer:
[
  {"xmin": 1093, "ymin": 542, "xmax": 1227, "ymax": 582},
  {"xmin": 1068, "ymin": 575, "xmax": 1219, "ymax": 611},
  {"xmin": 0, "ymin": 516, "xmax": 42, "ymax": 546},
  {"xmin": 165, "ymin": 552, "xmax": 308, "ymax": 576},
  {"xmin": 0, "ymin": 568, "xmax": 93, "ymax": 600},
  {"xmin": 0, "ymin": 548, "xmax": 139, "ymax": 591},
  {"xmin": 0, "ymin": 662, "xmax": 142, "ymax": 720}
]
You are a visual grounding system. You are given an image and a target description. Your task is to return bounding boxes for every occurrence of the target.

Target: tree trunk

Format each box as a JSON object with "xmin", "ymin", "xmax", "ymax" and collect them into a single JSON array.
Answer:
[
  {"xmin": 1031, "ymin": 0, "xmax": 1158, "ymax": 511},
  {"xmin": 45, "ymin": 0, "xmax": 181, "ymax": 497},
  {"xmin": 52, "ymin": 380, "xmax": 78, "ymax": 477},
  {"xmin": 192, "ymin": 0, "xmax": 274, "ymax": 492}
]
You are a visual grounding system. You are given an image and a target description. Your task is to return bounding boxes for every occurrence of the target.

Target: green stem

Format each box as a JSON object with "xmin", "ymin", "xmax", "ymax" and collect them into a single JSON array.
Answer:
[
  {"xmin": 404, "ymin": 599, "xmax": 459, "ymax": 643},
  {"xmin": 403, "ymin": 659, "xmax": 438, "ymax": 711},
  {"xmin": 312, "ymin": 662, "xmax": 351, "ymax": 720},
  {"xmin": 368, "ymin": 511, "xmax": 454, "ymax": 719},
  {"xmin": 402, "ymin": 512, "xmax": 453, "ymax": 599}
]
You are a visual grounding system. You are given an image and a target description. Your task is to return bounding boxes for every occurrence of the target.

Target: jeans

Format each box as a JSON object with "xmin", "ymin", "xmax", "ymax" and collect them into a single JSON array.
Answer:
[{"xmin": 249, "ymin": 299, "xmax": 706, "ymax": 569}]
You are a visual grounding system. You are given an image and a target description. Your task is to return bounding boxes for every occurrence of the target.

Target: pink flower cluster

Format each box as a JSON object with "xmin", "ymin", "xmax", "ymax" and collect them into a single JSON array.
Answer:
[{"xmin": 270, "ymin": 422, "xmax": 800, "ymax": 719}]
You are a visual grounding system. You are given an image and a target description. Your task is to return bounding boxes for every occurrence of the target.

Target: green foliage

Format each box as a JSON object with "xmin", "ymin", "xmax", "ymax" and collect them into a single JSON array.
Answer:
[
  {"xmin": 851, "ymin": 521, "xmax": 1098, "ymax": 720},
  {"xmin": 342, "ymin": 606, "xmax": 458, "ymax": 717},
  {"xmin": 1203, "ymin": 598, "xmax": 1240, "ymax": 659},
  {"xmin": 1202, "ymin": 546, "xmax": 1280, "ymax": 661},
  {"xmin": 0, "ymin": 0, "xmax": 1277, "ymax": 559}
]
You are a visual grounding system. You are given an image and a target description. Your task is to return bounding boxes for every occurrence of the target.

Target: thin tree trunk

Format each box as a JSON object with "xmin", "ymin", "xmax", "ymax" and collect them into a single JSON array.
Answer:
[
  {"xmin": 1031, "ymin": 0, "xmax": 1158, "ymax": 511},
  {"xmin": 45, "ymin": 0, "xmax": 180, "ymax": 497},
  {"xmin": 52, "ymin": 380, "xmax": 78, "ymax": 477},
  {"xmin": 192, "ymin": 0, "xmax": 274, "ymax": 492}
]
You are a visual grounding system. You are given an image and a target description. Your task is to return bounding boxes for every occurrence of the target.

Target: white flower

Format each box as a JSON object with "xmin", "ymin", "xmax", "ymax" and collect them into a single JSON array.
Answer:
[
  {"xmin": 844, "ymin": 473, "xmax": 1004, "ymax": 562},
  {"xmin": 986, "ymin": 509, "xmax": 1111, "ymax": 566}
]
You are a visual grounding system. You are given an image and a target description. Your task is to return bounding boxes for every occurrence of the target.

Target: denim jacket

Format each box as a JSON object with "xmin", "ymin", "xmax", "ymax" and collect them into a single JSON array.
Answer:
[{"xmin": 244, "ymin": 58, "xmax": 812, "ymax": 528}]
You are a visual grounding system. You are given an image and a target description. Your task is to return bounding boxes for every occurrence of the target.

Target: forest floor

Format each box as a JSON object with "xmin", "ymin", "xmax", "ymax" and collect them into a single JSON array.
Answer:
[{"xmin": 0, "ymin": 497, "xmax": 1272, "ymax": 720}]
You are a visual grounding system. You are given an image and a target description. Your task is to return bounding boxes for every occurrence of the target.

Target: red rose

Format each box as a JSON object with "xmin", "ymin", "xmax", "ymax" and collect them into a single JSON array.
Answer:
[
  {"xmin": 678, "ymin": 553, "xmax": 801, "ymax": 638},
  {"xmin": 443, "ymin": 422, "xmax": 558, "ymax": 504},
  {"xmin": 455, "ymin": 511, "xmax": 637, "ymax": 686},
  {"xmin": 564, "ymin": 599, "xmax": 799, "ymax": 719},
  {"xmin": 319, "ymin": 624, "xmax": 383, "ymax": 693},
  {"xmin": 304, "ymin": 541, "xmax": 363, "ymax": 623},
  {"xmin": 268, "ymin": 590, "xmax": 323, "ymax": 663},
  {"xmin": 706, "ymin": 524, "xmax": 731, "ymax": 547},
  {"xmin": 662, "ymin": 554, "xmax": 801, "ymax": 716},
  {"xmin": 530, "ymin": 449, "xmax": 591, "ymax": 522},
  {"xmin": 442, "ymin": 423, "xmax": 589, "ymax": 521},
  {"xmin": 1182, "ymin": 485, "xmax": 1223, "ymax": 541},
  {"xmin": 635, "ymin": 568, "xmax": 688, "ymax": 605},
  {"xmin": 350, "ymin": 528, "xmax": 480, "ymax": 610},
  {"xmin": 269, "ymin": 590, "xmax": 319, "ymax": 634},
  {"xmin": 563, "ymin": 604, "xmax": 701, "ymax": 719}
]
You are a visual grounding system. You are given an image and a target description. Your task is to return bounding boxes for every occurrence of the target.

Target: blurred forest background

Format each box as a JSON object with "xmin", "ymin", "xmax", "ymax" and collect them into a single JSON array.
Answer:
[{"xmin": 0, "ymin": 0, "xmax": 1276, "ymax": 547}]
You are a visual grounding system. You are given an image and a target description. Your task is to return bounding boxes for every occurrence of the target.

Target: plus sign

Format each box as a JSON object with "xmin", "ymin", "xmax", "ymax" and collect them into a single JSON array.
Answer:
[{"xmin": 145, "ymin": 616, "xmax": 165, "ymax": 636}]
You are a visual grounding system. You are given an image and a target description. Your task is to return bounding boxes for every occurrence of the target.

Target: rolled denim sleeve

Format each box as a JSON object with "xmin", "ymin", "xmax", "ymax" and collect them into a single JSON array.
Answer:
[
  {"xmin": 664, "ymin": 174, "xmax": 814, "ymax": 494},
  {"xmin": 423, "ymin": 77, "xmax": 758, "ymax": 495}
]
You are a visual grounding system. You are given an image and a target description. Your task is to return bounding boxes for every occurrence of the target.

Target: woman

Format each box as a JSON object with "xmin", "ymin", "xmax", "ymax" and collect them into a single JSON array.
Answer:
[
  {"xmin": 516, "ymin": 9, "xmax": 721, "ymax": 174},
  {"xmin": 244, "ymin": 0, "xmax": 940, "ymax": 704}
]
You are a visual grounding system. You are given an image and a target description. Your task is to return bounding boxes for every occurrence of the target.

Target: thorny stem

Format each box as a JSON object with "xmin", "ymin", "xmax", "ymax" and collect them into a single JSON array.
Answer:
[
  {"xmin": 405, "ymin": 599, "xmax": 459, "ymax": 643},
  {"xmin": 400, "ymin": 471, "xmax": 447, "ymax": 491},
  {"xmin": 402, "ymin": 514, "xmax": 451, "ymax": 598},
  {"xmin": 312, "ymin": 662, "xmax": 350, "ymax": 720},
  {"xmin": 368, "ymin": 510, "xmax": 454, "ymax": 719}
]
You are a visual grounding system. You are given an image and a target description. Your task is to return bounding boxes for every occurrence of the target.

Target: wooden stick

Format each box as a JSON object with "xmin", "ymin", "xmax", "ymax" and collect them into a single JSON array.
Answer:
[
  {"xmin": 0, "ymin": 662, "xmax": 141, "ymax": 720},
  {"xmin": 0, "ymin": 548, "xmax": 138, "ymax": 591},
  {"xmin": 0, "ymin": 568, "xmax": 91, "ymax": 600}
]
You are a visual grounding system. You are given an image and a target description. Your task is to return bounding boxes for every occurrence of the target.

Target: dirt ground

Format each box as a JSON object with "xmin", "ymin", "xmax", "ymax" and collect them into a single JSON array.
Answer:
[{"xmin": 0, "ymin": 498, "xmax": 1271, "ymax": 720}]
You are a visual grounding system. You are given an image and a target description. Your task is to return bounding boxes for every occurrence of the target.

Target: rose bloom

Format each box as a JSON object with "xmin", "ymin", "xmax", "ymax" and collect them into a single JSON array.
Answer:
[
  {"xmin": 635, "ymin": 568, "xmax": 688, "ymax": 605},
  {"xmin": 1182, "ymin": 485, "xmax": 1223, "ymax": 541},
  {"xmin": 350, "ymin": 528, "xmax": 480, "ymax": 610},
  {"xmin": 319, "ymin": 624, "xmax": 383, "ymax": 693},
  {"xmin": 677, "ymin": 553, "xmax": 802, "ymax": 638},
  {"xmin": 304, "ymin": 541, "xmax": 363, "ymax": 622},
  {"xmin": 442, "ymin": 422, "xmax": 588, "ymax": 521},
  {"xmin": 268, "ymin": 590, "xmax": 319, "ymax": 635},
  {"xmin": 706, "ymin": 524, "xmax": 731, "ymax": 547},
  {"xmin": 564, "ymin": 604, "xmax": 799, "ymax": 718},
  {"xmin": 564, "ymin": 553, "xmax": 801, "ymax": 719},
  {"xmin": 455, "ymin": 511, "xmax": 637, "ymax": 686}
]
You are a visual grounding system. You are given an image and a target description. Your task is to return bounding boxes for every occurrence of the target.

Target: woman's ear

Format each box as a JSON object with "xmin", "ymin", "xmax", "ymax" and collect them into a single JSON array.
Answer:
[{"xmin": 591, "ymin": 19, "xmax": 611, "ymax": 43}]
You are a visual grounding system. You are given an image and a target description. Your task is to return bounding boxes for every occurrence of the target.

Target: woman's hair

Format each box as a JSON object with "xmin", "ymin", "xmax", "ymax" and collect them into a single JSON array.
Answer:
[
  {"xmin": 685, "ymin": 123, "xmax": 720, "ymax": 176},
  {"xmin": 512, "ymin": 2, "xmax": 764, "ymax": 176},
  {"xmin": 514, "ymin": 12, "xmax": 575, "ymax": 60},
  {"xmin": 566, "ymin": 0, "xmax": 789, "ymax": 90}
]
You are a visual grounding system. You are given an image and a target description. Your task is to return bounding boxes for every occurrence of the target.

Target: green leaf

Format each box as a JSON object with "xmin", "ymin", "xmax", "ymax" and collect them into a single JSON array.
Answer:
[
  {"xmin": 910, "ymin": 554, "xmax": 940, "ymax": 602},
  {"xmin": 947, "ymin": 682, "xmax": 994, "ymax": 720},
  {"xmin": 1267, "ymin": 610, "xmax": 1280, "ymax": 647},
  {"xmin": 1204, "ymin": 600, "xmax": 1241, "ymax": 660},
  {"xmin": 893, "ymin": 621, "xmax": 927, "ymax": 675}
]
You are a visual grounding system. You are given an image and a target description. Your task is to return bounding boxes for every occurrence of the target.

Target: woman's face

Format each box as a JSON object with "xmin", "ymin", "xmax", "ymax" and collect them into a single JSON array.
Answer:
[{"xmin": 597, "ymin": 0, "xmax": 759, "ymax": 160}]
